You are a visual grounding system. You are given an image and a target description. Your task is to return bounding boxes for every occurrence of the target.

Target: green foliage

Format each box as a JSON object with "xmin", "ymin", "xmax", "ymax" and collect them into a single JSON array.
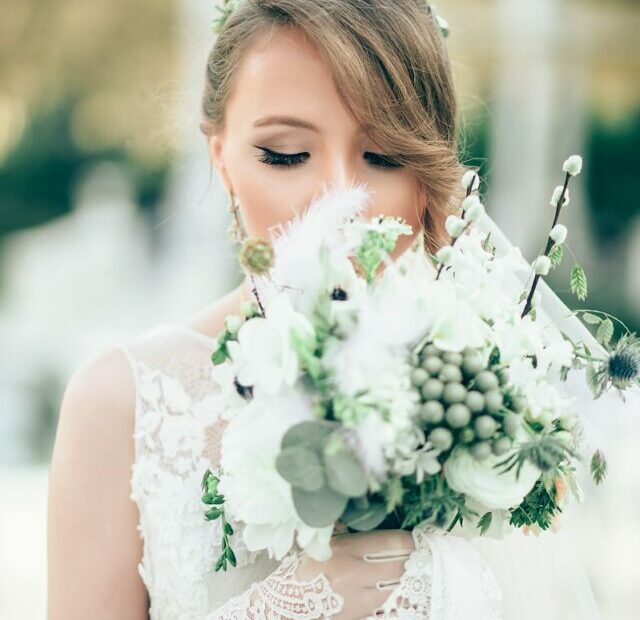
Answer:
[
  {"xmin": 477, "ymin": 511, "xmax": 493, "ymax": 535},
  {"xmin": 590, "ymin": 450, "xmax": 608, "ymax": 485},
  {"xmin": 292, "ymin": 484, "xmax": 349, "ymax": 528},
  {"xmin": 596, "ymin": 318, "xmax": 614, "ymax": 347},
  {"xmin": 342, "ymin": 495, "xmax": 388, "ymax": 531},
  {"xmin": 548, "ymin": 244, "xmax": 564, "ymax": 268},
  {"xmin": 398, "ymin": 474, "xmax": 472, "ymax": 531},
  {"xmin": 201, "ymin": 468, "xmax": 236, "ymax": 572},
  {"xmin": 495, "ymin": 434, "xmax": 575, "ymax": 478},
  {"xmin": 353, "ymin": 218, "xmax": 412, "ymax": 283},
  {"xmin": 276, "ymin": 446, "xmax": 325, "ymax": 492},
  {"xmin": 509, "ymin": 477, "xmax": 561, "ymax": 530},
  {"xmin": 570, "ymin": 263, "xmax": 588, "ymax": 301}
]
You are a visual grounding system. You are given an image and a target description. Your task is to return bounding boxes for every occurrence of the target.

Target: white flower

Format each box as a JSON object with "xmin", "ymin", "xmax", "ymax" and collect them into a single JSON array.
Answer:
[
  {"xmin": 550, "ymin": 186, "xmax": 570, "ymax": 208},
  {"xmin": 461, "ymin": 169, "xmax": 480, "ymax": 192},
  {"xmin": 563, "ymin": 155, "xmax": 583, "ymax": 176},
  {"xmin": 445, "ymin": 214, "xmax": 466, "ymax": 238},
  {"xmin": 218, "ymin": 389, "xmax": 333, "ymax": 560},
  {"xmin": 210, "ymin": 361, "xmax": 248, "ymax": 420},
  {"xmin": 226, "ymin": 294, "xmax": 312, "ymax": 396},
  {"xmin": 443, "ymin": 442, "xmax": 541, "ymax": 510},
  {"xmin": 549, "ymin": 224, "xmax": 567, "ymax": 244},
  {"xmin": 422, "ymin": 281, "xmax": 490, "ymax": 352},
  {"xmin": 532, "ymin": 255, "xmax": 551, "ymax": 275}
]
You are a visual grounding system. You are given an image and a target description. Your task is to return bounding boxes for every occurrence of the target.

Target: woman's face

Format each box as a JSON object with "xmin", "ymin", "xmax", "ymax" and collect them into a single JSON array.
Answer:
[{"xmin": 208, "ymin": 26, "xmax": 424, "ymax": 259}]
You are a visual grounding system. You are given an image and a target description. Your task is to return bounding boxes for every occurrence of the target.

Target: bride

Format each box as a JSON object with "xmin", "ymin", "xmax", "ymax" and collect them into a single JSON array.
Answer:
[{"xmin": 47, "ymin": 1, "xmax": 601, "ymax": 618}]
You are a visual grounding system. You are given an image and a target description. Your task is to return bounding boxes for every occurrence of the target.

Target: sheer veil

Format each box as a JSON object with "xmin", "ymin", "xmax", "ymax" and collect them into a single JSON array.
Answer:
[{"xmin": 437, "ymin": 209, "xmax": 640, "ymax": 619}]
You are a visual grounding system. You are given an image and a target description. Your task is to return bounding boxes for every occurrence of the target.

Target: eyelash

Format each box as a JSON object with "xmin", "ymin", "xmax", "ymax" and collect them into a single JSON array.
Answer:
[{"xmin": 255, "ymin": 147, "xmax": 402, "ymax": 170}]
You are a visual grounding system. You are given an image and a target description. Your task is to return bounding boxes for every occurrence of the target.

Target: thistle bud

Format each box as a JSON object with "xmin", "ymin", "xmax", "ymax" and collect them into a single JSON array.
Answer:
[
  {"xmin": 549, "ymin": 224, "xmax": 568, "ymax": 244},
  {"xmin": 238, "ymin": 237, "xmax": 274, "ymax": 275},
  {"xmin": 562, "ymin": 155, "xmax": 583, "ymax": 176}
]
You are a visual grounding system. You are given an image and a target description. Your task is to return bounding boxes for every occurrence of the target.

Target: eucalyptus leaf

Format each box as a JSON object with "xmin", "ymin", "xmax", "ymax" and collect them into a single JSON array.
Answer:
[
  {"xmin": 341, "ymin": 497, "xmax": 388, "ymax": 531},
  {"xmin": 323, "ymin": 447, "xmax": 368, "ymax": 497},
  {"xmin": 581, "ymin": 312, "xmax": 602, "ymax": 326},
  {"xmin": 282, "ymin": 420, "xmax": 335, "ymax": 451},
  {"xmin": 596, "ymin": 318, "xmax": 614, "ymax": 347},
  {"xmin": 275, "ymin": 446, "xmax": 325, "ymax": 491},
  {"xmin": 292, "ymin": 485, "xmax": 348, "ymax": 527}
]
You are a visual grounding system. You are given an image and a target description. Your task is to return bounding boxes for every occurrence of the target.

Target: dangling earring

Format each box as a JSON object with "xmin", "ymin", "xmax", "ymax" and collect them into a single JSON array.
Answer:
[{"xmin": 227, "ymin": 190, "xmax": 246, "ymax": 245}]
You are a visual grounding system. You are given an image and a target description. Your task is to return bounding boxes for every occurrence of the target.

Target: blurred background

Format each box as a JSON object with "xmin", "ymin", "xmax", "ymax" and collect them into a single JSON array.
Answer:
[{"xmin": 0, "ymin": 0, "xmax": 638, "ymax": 617}]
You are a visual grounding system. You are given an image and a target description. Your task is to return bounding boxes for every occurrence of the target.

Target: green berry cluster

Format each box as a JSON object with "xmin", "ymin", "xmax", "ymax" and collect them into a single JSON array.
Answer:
[{"xmin": 410, "ymin": 343, "xmax": 524, "ymax": 461}]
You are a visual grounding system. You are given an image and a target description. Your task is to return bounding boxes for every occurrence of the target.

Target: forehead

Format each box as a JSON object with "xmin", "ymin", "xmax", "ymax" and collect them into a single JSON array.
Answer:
[{"xmin": 225, "ymin": 26, "xmax": 356, "ymax": 133}]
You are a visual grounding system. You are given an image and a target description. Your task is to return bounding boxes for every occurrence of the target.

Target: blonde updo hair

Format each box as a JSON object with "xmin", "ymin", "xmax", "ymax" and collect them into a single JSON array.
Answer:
[{"xmin": 201, "ymin": 0, "xmax": 465, "ymax": 254}]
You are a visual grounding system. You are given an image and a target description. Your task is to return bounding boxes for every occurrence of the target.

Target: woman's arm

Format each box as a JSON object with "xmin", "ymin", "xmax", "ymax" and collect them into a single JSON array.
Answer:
[{"xmin": 47, "ymin": 347, "xmax": 149, "ymax": 619}]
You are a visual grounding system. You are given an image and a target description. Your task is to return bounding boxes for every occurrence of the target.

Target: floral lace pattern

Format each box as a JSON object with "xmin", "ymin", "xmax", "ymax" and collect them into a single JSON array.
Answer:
[
  {"xmin": 205, "ymin": 550, "xmax": 344, "ymax": 619},
  {"xmin": 375, "ymin": 523, "xmax": 503, "ymax": 620}
]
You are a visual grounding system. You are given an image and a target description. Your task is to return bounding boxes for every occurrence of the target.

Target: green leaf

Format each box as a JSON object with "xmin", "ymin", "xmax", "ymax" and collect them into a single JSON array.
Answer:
[
  {"xmin": 323, "ymin": 447, "xmax": 368, "ymax": 497},
  {"xmin": 590, "ymin": 450, "xmax": 607, "ymax": 485},
  {"xmin": 570, "ymin": 263, "xmax": 588, "ymax": 301},
  {"xmin": 205, "ymin": 507, "xmax": 223, "ymax": 521},
  {"xmin": 292, "ymin": 485, "xmax": 349, "ymax": 527},
  {"xmin": 477, "ymin": 511, "xmax": 493, "ymax": 536},
  {"xmin": 341, "ymin": 497, "xmax": 388, "ymax": 531},
  {"xmin": 581, "ymin": 312, "xmax": 602, "ymax": 326},
  {"xmin": 275, "ymin": 446, "xmax": 325, "ymax": 491},
  {"xmin": 548, "ymin": 244, "xmax": 564, "ymax": 268},
  {"xmin": 596, "ymin": 318, "xmax": 614, "ymax": 347},
  {"xmin": 281, "ymin": 420, "xmax": 335, "ymax": 451}
]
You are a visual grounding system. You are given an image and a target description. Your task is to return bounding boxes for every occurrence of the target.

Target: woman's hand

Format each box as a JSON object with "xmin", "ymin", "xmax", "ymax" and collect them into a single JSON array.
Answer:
[{"xmin": 295, "ymin": 528, "xmax": 415, "ymax": 620}]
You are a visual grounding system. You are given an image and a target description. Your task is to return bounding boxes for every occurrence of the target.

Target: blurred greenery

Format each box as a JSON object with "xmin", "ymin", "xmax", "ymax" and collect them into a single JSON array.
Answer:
[{"xmin": 0, "ymin": 100, "xmax": 171, "ymax": 238}]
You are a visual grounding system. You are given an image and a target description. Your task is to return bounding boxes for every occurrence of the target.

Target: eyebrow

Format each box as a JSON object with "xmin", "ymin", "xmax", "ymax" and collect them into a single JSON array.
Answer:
[{"xmin": 252, "ymin": 115, "xmax": 321, "ymax": 132}]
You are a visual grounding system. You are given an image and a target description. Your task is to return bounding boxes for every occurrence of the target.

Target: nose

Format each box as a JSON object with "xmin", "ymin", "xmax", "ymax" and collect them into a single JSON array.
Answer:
[{"xmin": 323, "ymin": 149, "xmax": 359, "ymax": 192}]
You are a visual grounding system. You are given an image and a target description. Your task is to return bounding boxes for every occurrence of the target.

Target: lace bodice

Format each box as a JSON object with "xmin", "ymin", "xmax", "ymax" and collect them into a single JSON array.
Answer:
[
  {"xmin": 117, "ymin": 322, "xmax": 503, "ymax": 620},
  {"xmin": 118, "ymin": 323, "xmax": 282, "ymax": 618}
]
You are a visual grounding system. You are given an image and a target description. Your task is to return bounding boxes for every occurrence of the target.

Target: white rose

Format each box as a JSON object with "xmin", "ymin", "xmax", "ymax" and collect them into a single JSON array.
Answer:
[{"xmin": 444, "ymin": 444, "xmax": 541, "ymax": 511}]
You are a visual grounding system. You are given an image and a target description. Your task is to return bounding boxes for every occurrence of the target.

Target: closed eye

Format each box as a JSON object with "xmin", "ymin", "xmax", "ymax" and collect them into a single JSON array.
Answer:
[{"xmin": 255, "ymin": 147, "xmax": 402, "ymax": 170}]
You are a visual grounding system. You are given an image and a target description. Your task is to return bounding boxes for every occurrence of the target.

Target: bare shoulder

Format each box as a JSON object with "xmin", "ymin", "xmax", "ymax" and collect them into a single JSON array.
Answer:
[{"xmin": 48, "ymin": 345, "xmax": 148, "ymax": 619}]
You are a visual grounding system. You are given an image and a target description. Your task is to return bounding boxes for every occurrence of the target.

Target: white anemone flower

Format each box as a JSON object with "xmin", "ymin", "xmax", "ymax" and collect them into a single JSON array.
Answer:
[{"xmin": 226, "ymin": 294, "xmax": 313, "ymax": 397}]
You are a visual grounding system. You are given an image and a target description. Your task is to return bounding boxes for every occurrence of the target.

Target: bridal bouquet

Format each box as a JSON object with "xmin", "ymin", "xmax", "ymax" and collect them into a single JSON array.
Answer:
[{"xmin": 201, "ymin": 156, "xmax": 640, "ymax": 571}]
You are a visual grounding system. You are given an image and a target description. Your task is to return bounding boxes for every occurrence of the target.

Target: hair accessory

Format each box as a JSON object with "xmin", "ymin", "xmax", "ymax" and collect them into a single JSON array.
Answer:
[
  {"xmin": 211, "ymin": 0, "xmax": 237, "ymax": 35},
  {"xmin": 211, "ymin": 1, "xmax": 450, "ymax": 39}
]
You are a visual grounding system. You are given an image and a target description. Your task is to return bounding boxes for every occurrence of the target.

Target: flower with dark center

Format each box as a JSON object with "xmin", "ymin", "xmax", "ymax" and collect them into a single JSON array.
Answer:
[
  {"xmin": 331, "ymin": 287, "xmax": 348, "ymax": 301},
  {"xmin": 233, "ymin": 378, "xmax": 254, "ymax": 401}
]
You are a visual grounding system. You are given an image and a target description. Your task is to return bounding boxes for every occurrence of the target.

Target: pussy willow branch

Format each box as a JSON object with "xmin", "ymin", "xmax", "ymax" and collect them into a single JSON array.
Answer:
[
  {"xmin": 521, "ymin": 171, "xmax": 571, "ymax": 319},
  {"xmin": 435, "ymin": 175, "xmax": 477, "ymax": 281}
]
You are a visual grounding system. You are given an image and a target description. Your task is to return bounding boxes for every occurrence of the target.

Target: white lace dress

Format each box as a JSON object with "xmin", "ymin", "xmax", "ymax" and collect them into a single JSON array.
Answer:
[{"xmin": 117, "ymin": 322, "xmax": 503, "ymax": 620}]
